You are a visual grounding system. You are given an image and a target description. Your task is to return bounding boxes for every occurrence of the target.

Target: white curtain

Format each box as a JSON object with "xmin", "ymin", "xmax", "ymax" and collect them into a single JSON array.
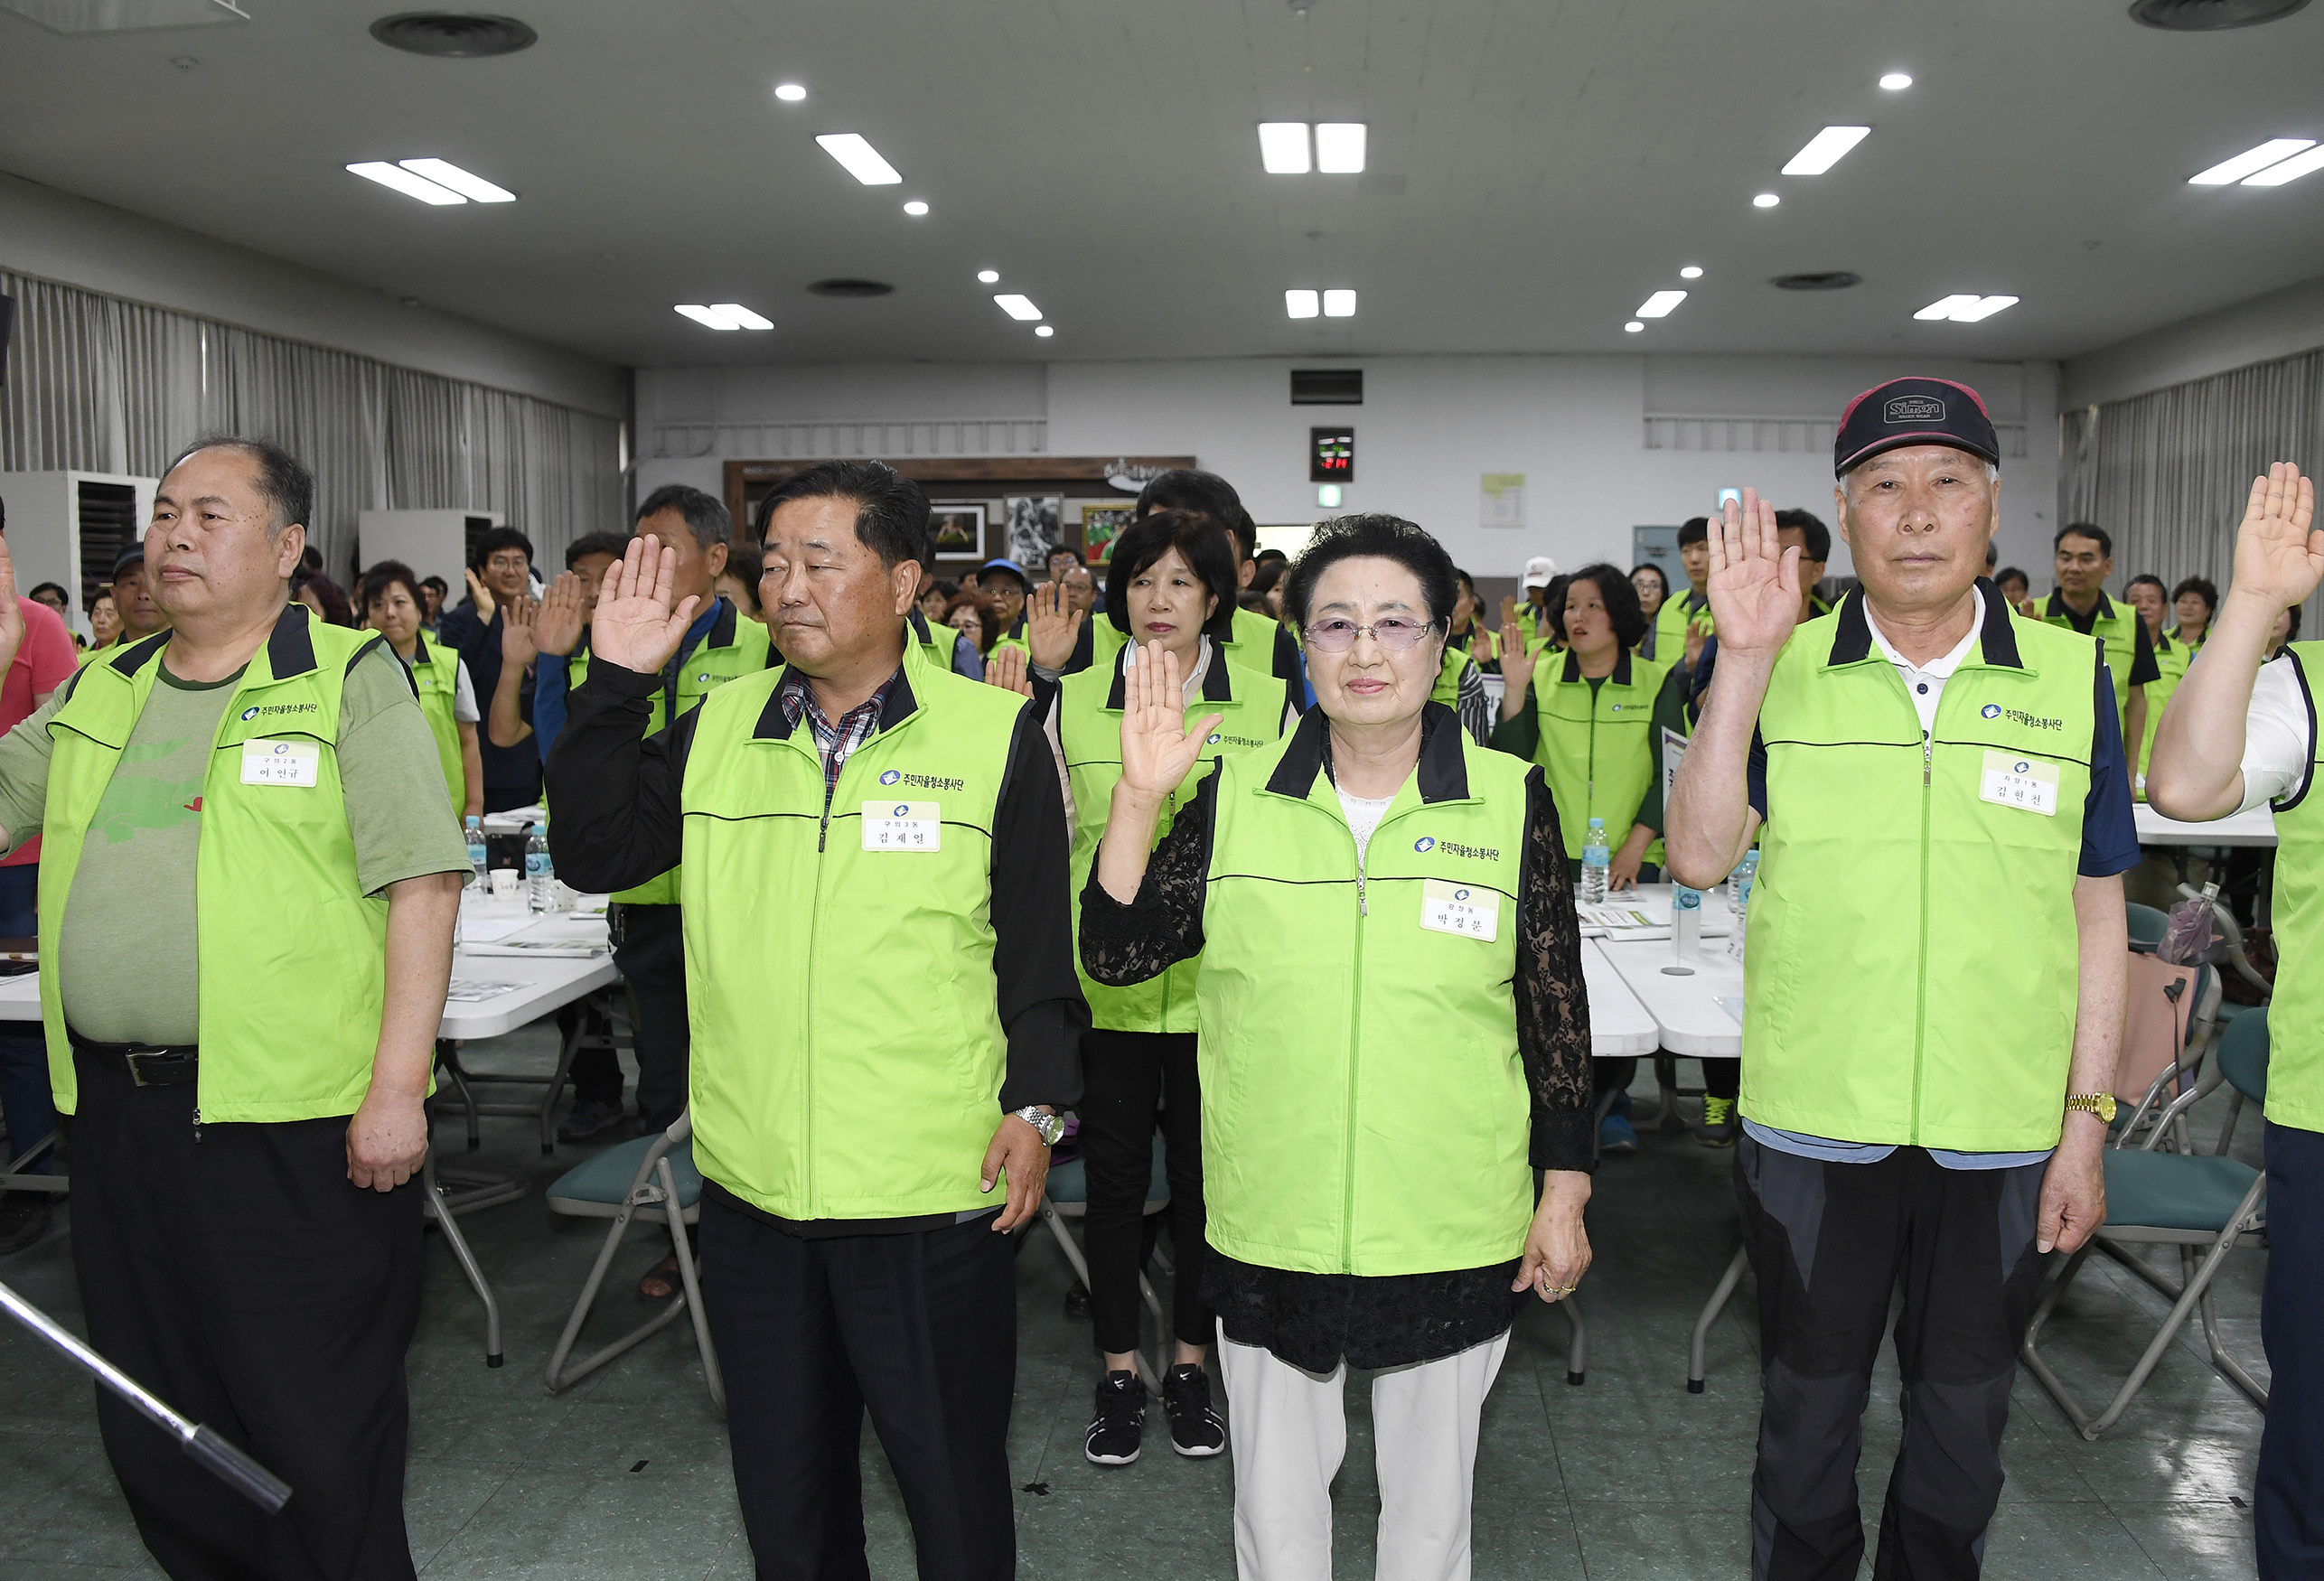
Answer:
[
  {"xmin": 1, "ymin": 268, "xmax": 620, "ymax": 580},
  {"xmin": 2060, "ymin": 347, "xmax": 2324, "ymax": 629}
]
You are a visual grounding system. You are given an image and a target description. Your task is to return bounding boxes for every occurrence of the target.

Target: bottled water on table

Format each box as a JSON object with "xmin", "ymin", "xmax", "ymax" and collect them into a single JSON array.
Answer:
[
  {"xmin": 1579, "ymin": 817, "xmax": 1610, "ymax": 905},
  {"xmin": 526, "ymin": 822, "xmax": 556, "ymax": 912},
  {"xmin": 1729, "ymin": 849, "xmax": 1759, "ymax": 962},
  {"xmin": 1672, "ymin": 881, "xmax": 1703, "ymax": 958},
  {"xmin": 464, "ymin": 815, "xmax": 489, "ymax": 893}
]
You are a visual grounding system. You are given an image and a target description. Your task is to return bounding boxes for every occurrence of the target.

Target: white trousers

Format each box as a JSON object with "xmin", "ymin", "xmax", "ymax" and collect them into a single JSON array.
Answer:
[{"xmin": 1215, "ymin": 1324, "xmax": 1511, "ymax": 1581}]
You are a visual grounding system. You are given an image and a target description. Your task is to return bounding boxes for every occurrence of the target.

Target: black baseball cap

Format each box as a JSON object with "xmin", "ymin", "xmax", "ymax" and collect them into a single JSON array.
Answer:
[
  {"xmin": 1834, "ymin": 377, "xmax": 2000, "ymax": 477},
  {"xmin": 113, "ymin": 542, "xmax": 146, "ymax": 578}
]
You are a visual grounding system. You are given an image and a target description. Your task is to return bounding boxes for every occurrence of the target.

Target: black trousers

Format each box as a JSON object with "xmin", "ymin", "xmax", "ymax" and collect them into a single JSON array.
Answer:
[
  {"xmin": 1078, "ymin": 1028, "xmax": 1212, "ymax": 1354},
  {"xmin": 609, "ymin": 902, "xmax": 689, "ymax": 1132},
  {"xmin": 68, "ymin": 1050, "xmax": 424, "ymax": 1581},
  {"xmin": 2257, "ymin": 1121, "xmax": 2324, "ymax": 1578},
  {"xmin": 1737, "ymin": 1136, "xmax": 2048, "ymax": 1581},
  {"xmin": 700, "ymin": 1196, "xmax": 1017, "ymax": 1581}
]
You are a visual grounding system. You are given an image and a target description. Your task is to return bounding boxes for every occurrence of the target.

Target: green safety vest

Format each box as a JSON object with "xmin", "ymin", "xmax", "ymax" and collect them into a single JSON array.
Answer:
[
  {"xmin": 2134, "ymin": 626, "xmax": 2190, "ymax": 786},
  {"xmin": 1430, "ymin": 628, "xmax": 1498, "ymax": 706},
  {"xmin": 405, "ymin": 632, "xmax": 465, "ymax": 818},
  {"xmin": 2035, "ymin": 589, "xmax": 2141, "ymax": 731},
  {"xmin": 1063, "ymin": 642, "xmax": 1289, "ymax": 1034},
  {"xmin": 677, "ymin": 636, "xmax": 1033, "ymax": 1220},
  {"xmin": 570, "ymin": 599, "xmax": 775, "ymax": 904},
  {"xmin": 1654, "ymin": 588, "xmax": 1712, "ymax": 661},
  {"xmin": 990, "ymin": 613, "xmax": 1031, "ymax": 660},
  {"xmin": 1195, "ymin": 706, "xmax": 1536, "ymax": 1276},
  {"xmin": 1742, "ymin": 589, "xmax": 2099, "ymax": 1150},
  {"xmin": 2254, "ymin": 642, "xmax": 2324, "ymax": 1129},
  {"xmin": 910, "ymin": 607, "xmax": 955, "ymax": 671},
  {"xmin": 1223, "ymin": 604, "xmax": 1306, "ymax": 708},
  {"xmin": 40, "ymin": 608, "xmax": 414, "ymax": 1122},
  {"xmin": 1528, "ymin": 648, "xmax": 1672, "ymax": 860}
]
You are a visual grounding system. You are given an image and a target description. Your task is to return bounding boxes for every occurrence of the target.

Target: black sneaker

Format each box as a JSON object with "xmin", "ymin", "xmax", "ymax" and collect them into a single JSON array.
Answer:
[
  {"xmin": 558, "ymin": 1099, "xmax": 629, "ymax": 1143},
  {"xmin": 1162, "ymin": 1364, "xmax": 1226, "ymax": 1457},
  {"xmin": 1083, "ymin": 1371, "xmax": 1146, "ymax": 1465}
]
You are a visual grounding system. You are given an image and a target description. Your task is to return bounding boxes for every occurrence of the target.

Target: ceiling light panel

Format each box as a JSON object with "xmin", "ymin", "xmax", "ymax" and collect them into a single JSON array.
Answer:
[
  {"xmin": 675, "ymin": 305, "xmax": 740, "ymax": 330},
  {"xmin": 817, "ymin": 133, "xmax": 903, "ymax": 185},
  {"xmin": 1680, "ymin": 266, "xmax": 1704, "ymax": 279},
  {"xmin": 1625, "ymin": 322, "xmax": 1645, "ymax": 333},
  {"xmin": 1913, "ymin": 295, "xmax": 1982, "ymax": 321},
  {"xmin": 1636, "ymin": 290, "xmax": 1687, "ymax": 318},
  {"xmin": 1752, "ymin": 192, "xmax": 1781, "ymax": 208},
  {"xmin": 977, "ymin": 269, "xmax": 1000, "ymax": 284},
  {"xmin": 1035, "ymin": 325, "xmax": 1054, "ymax": 338},
  {"xmin": 1781, "ymin": 126, "xmax": 1870, "ymax": 175},
  {"xmin": 346, "ymin": 162, "xmax": 465, "ymax": 204},
  {"xmin": 1259, "ymin": 122, "xmax": 1311, "ymax": 174},
  {"xmin": 1322, "ymin": 289, "xmax": 1357, "ymax": 317},
  {"xmin": 994, "ymin": 294, "xmax": 1043, "ymax": 321},
  {"xmin": 1315, "ymin": 123, "xmax": 1366, "ymax": 173},
  {"xmin": 2188, "ymin": 138, "xmax": 2314, "ymax": 184},
  {"xmin": 1879, "ymin": 72, "xmax": 1912, "ymax": 89},
  {"xmin": 903, "ymin": 200, "xmax": 930, "ymax": 216},
  {"xmin": 1914, "ymin": 294, "xmax": 2017, "ymax": 323},
  {"xmin": 397, "ymin": 158, "xmax": 514, "ymax": 202},
  {"xmin": 2243, "ymin": 145, "xmax": 2324, "ymax": 185},
  {"xmin": 709, "ymin": 304, "xmax": 773, "ymax": 331},
  {"xmin": 773, "ymin": 82, "xmax": 806, "ymax": 101},
  {"xmin": 1285, "ymin": 290, "xmax": 1320, "ymax": 319}
]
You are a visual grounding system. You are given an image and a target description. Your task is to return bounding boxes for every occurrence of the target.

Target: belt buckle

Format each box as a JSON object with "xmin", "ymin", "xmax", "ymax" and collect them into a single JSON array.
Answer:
[{"xmin": 125, "ymin": 1050, "xmax": 176, "ymax": 1087}]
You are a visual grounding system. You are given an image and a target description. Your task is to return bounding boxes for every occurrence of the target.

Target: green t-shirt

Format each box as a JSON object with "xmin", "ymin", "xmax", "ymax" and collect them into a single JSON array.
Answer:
[{"xmin": 0, "ymin": 643, "xmax": 471, "ymax": 1044}]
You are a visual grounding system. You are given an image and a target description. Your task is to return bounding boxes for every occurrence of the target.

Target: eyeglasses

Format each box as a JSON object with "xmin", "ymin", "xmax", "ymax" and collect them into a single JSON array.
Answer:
[{"xmin": 1304, "ymin": 616, "xmax": 1438, "ymax": 653}]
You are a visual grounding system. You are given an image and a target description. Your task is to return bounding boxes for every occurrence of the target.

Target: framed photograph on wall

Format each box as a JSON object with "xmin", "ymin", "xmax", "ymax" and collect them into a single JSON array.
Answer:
[
  {"xmin": 930, "ymin": 504, "xmax": 986, "ymax": 565},
  {"xmin": 1079, "ymin": 501, "xmax": 1136, "ymax": 566},
  {"xmin": 1004, "ymin": 495, "xmax": 1063, "ymax": 567}
]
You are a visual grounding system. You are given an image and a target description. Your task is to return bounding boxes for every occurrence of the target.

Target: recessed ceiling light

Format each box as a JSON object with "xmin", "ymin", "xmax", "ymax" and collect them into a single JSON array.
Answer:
[
  {"xmin": 1752, "ymin": 192, "xmax": 1781, "ymax": 208},
  {"xmin": 1914, "ymin": 294, "xmax": 2017, "ymax": 323},
  {"xmin": 2243, "ymin": 145, "xmax": 2324, "ymax": 185},
  {"xmin": 773, "ymin": 82, "xmax": 807, "ymax": 101},
  {"xmin": 1879, "ymin": 71, "xmax": 1912, "ymax": 89},
  {"xmin": 1285, "ymin": 289, "xmax": 1320, "ymax": 319},
  {"xmin": 1679, "ymin": 265, "xmax": 1704, "ymax": 279},
  {"xmin": 1322, "ymin": 289, "xmax": 1356, "ymax": 317},
  {"xmin": 1782, "ymin": 126, "xmax": 1871, "ymax": 175},
  {"xmin": 2188, "ymin": 138, "xmax": 2315, "ymax": 184},
  {"xmin": 1035, "ymin": 325, "xmax": 1054, "ymax": 338},
  {"xmin": 903, "ymin": 200, "xmax": 929, "ymax": 216},
  {"xmin": 994, "ymin": 294, "xmax": 1042, "ymax": 321},
  {"xmin": 397, "ymin": 158, "xmax": 515, "ymax": 202},
  {"xmin": 675, "ymin": 304, "xmax": 740, "ymax": 331},
  {"xmin": 346, "ymin": 162, "xmax": 465, "ymax": 205},
  {"xmin": 709, "ymin": 303, "xmax": 773, "ymax": 331},
  {"xmin": 1636, "ymin": 290, "xmax": 1687, "ymax": 318},
  {"xmin": 816, "ymin": 133, "xmax": 903, "ymax": 185},
  {"xmin": 977, "ymin": 269, "xmax": 1000, "ymax": 284},
  {"xmin": 1625, "ymin": 322, "xmax": 1645, "ymax": 333},
  {"xmin": 1316, "ymin": 123, "xmax": 1366, "ymax": 173},
  {"xmin": 1259, "ymin": 122, "xmax": 1311, "ymax": 174}
]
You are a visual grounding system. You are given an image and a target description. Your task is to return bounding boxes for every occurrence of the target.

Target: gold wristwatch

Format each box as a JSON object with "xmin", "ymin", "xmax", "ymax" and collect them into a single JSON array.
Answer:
[{"xmin": 2065, "ymin": 1093, "xmax": 2116, "ymax": 1123}]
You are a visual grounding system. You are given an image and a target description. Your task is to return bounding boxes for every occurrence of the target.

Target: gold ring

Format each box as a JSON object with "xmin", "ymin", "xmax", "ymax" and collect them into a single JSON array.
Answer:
[{"xmin": 1545, "ymin": 1283, "xmax": 1578, "ymax": 1296}]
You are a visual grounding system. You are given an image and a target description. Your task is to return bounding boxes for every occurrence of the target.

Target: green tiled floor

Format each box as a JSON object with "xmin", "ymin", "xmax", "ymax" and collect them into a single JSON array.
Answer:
[{"xmin": 0, "ymin": 1032, "xmax": 2271, "ymax": 1578}]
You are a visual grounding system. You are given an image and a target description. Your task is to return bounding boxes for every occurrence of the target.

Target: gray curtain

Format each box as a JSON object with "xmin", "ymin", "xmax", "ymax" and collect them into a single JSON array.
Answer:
[
  {"xmin": 2060, "ymin": 347, "xmax": 2324, "ymax": 630},
  {"xmin": 0, "ymin": 267, "xmax": 620, "ymax": 583}
]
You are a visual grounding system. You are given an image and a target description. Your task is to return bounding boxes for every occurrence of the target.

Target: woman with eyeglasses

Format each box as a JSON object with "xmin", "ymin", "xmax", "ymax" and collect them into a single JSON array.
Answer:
[
  {"xmin": 1079, "ymin": 512, "xmax": 1594, "ymax": 1579},
  {"xmin": 1631, "ymin": 563, "xmax": 1670, "ymax": 659}
]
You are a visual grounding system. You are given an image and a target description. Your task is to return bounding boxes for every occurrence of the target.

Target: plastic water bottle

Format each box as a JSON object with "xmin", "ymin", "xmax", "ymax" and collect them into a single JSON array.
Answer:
[
  {"xmin": 1579, "ymin": 818, "xmax": 1610, "ymax": 905},
  {"xmin": 1728, "ymin": 848, "xmax": 1759, "ymax": 962},
  {"xmin": 526, "ymin": 821, "xmax": 555, "ymax": 912},
  {"xmin": 464, "ymin": 815, "xmax": 488, "ymax": 893},
  {"xmin": 1672, "ymin": 881, "xmax": 1703, "ymax": 958}
]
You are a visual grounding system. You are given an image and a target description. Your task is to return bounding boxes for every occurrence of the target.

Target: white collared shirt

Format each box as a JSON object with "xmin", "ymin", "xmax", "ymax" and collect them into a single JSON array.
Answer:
[{"xmin": 1863, "ymin": 587, "xmax": 1986, "ymax": 737}]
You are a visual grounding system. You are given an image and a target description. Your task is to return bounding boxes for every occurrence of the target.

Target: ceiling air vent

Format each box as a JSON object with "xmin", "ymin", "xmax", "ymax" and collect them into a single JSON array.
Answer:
[
  {"xmin": 807, "ymin": 278, "xmax": 896, "ymax": 297},
  {"xmin": 2129, "ymin": 0, "xmax": 2308, "ymax": 29},
  {"xmin": 1771, "ymin": 271, "xmax": 1863, "ymax": 292},
  {"xmin": 1290, "ymin": 369, "xmax": 1363, "ymax": 406},
  {"xmin": 370, "ymin": 13, "xmax": 538, "ymax": 57}
]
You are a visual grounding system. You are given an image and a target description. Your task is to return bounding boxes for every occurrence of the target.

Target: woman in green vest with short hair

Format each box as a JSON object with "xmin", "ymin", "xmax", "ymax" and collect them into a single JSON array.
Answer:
[
  {"xmin": 2169, "ymin": 575, "xmax": 2216, "ymax": 650},
  {"xmin": 1081, "ymin": 511, "xmax": 1595, "ymax": 1578},
  {"xmin": 2124, "ymin": 574, "xmax": 2190, "ymax": 791},
  {"xmin": 360, "ymin": 558, "xmax": 483, "ymax": 820}
]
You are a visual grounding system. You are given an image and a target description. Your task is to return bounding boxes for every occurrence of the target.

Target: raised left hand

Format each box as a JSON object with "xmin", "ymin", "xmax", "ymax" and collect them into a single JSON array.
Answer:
[
  {"xmin": 985, "ymin": 644, "xmax": 1034, "ymax": 697},
  {"xmin": 1025, "ymin": 581, "xmax": 1083, "ymax": 670},
  {"xmin": 346, "ymin": 1088, "xmax": 428, "ymax": 1192},
  {"xmin": 1514, "ymin": 1171, "xmax": 1592, "ymax": 1303},
  {"xmin": 2037, "ymin": 1118, "xmax": 2107, "ymax": 1255},
  {"xmin": 980, "ymin": 1111, "xmax": 1053, "ymax": 1231}
]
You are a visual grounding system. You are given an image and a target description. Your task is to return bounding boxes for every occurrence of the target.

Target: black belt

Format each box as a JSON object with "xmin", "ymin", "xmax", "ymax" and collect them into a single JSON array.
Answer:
[{"xmin": 70, "ymin": 1031, "xmax": 200, "ymax": 1087}]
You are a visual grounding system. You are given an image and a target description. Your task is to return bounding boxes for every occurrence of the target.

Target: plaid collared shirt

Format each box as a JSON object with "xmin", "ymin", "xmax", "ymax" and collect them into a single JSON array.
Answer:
[{"xmin": 779, "ymin": 666, "xmax": 904, "ymax": 810}]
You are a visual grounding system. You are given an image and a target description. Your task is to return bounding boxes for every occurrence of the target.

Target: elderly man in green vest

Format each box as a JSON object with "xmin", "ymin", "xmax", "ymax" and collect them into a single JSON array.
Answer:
[
  {"xmin": 1666, "ymin": 378, "xmax": 2133, "ymax": 1580},
  {"xmin": 0, "ymin": 437, "xmax": 468, "ymax": 1578},
  {"xmin": 548, "ymin": 458, "xmax": 1084, "ymax": 1581},
  {"xmin": 2145, "ymin": 461, "xmax": 2321, "ymax": 1580},
  {"xmin": 2037, "ymin": 520, "xmax": 2160, "ymax": 775}
]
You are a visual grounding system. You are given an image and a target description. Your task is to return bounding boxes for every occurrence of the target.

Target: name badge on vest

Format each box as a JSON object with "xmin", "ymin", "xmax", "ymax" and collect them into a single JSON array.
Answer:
[
  {"xmin": 239, "ymin": 738, "xmax": 320, "ymax": 788},
  {"xmin": 1979, "ymin": 751, "xmax": 2059, "ymax": 816},
  {"xmin": 863, "ymin": 800, "xmax": 941, "ymax": 852},
  {"xmin": 1420, "ymin": 878, "xmax": 1498, "ymax": 940}
]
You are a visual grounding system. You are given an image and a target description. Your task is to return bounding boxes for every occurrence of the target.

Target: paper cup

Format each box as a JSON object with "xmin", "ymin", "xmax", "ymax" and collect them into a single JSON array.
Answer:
[{"xmin": 489, "ymin": 868, "xmax": 520, "ymax": 899}]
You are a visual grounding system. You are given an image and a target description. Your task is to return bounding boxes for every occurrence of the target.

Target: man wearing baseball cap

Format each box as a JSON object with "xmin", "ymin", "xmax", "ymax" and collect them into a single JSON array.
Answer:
[
  {"xmin": 1514, "ymin": 555, "xmax": 1559, "ymax": 652},
  {"xmin": 78, "ymin": 543, "xmax": 168, "ymax": 667},
  {"xmin": 1664, "ymin": 376, "xmax": 2133, "ymax": 1579}
]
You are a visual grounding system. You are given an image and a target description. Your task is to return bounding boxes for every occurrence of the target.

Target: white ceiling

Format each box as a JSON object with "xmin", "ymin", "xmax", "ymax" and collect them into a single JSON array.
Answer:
[{"xmin": 2, "ymin": 0, "xmax": 2321, "ymax": 371}]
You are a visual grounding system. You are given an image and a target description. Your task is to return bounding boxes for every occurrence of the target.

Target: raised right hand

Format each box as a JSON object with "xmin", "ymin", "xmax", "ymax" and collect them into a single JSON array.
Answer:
[
  {"xmin": 499, "ymin": 593, "xmax": 539, "ymax": 669},
  {"xmin": 1705, "ymin": 489, "xmax": 1800, "ymax": 660},
  {"xmin": 534, "ymin": 572, "xmax": 588, "ymax": 657},
  {"xmin": 1024, "ymin": 581, "xmax": 1083, "ymax": 670},
  {"xmin": 1117, "ymin": 642, "xmax": 1220, "ymax": 802},
  {"xmin": 984, "ymin": 644, "xmax": 1034, "ymax": 697},
  {"xmin": 588, "ymin": 535, "xmax": 698, "ymax": 676},
  {"xmin": 463, "ymin": 566, "xmax": 496, "ymax": 622},
  {"xmin": 2226, "ymin": 463, "xmax": 2321, "ymax": 614}
]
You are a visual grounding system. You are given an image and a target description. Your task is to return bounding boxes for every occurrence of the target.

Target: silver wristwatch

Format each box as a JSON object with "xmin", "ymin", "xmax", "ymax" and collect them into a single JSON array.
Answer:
[{"xmin": 1013, "ymin": 1106, "xmax": 1066, "ymax": 1146}]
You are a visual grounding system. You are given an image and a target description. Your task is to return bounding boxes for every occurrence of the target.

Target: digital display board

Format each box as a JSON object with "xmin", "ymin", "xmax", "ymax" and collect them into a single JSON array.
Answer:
[{"xmin": 1310, "ymin": 426, "xmax": 1354, "ymax": 483}]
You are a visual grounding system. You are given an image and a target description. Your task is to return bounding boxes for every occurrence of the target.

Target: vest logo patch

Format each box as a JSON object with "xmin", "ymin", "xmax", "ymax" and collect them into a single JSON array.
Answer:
[
  {"xmin": 1982, "ymin": 704, "xmax": 2001, "ymax": 717},
  {"xmin": 1884, "ymin": 395, "xmax": 1944, "ymax": 424},
  {"xmin": 239, "ymin": 703, "xmax": 318, "ymax": 721},
  {"xmin": 1210, "ymin": 732, "xmax": 1267, "ymax": 748},
  {"xmin": 1421, "ymin": 837, "xmax": 1502, "ymax": 861},
  {"xmin": 1991, "ymin": 707, "xmax": 2064, "ymax": 733},
  {"xmin": 1414, "ymin": 837, "xmax": 1435, "ymax": 852},
  {"xmin": 891, "ymin": 771, "xmax": 965, "ymax": 791},
  {"xmin": 879, "ymin": 770, "xmax": 900, "ymax": 785}
]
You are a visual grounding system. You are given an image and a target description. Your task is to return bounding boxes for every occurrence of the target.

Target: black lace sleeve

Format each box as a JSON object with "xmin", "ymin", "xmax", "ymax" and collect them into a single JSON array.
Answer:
[
  {"xmin": 1517, "ymin": 765, "xmax": 1596, "ymax": 1173},
  {"xmin": 1075, "ymin": 767, "xmax": 1216, "ymax": 987}
]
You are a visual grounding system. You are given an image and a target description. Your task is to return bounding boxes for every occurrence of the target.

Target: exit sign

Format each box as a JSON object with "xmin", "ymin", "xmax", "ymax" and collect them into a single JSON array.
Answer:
[{"xmin": 1310, "ymin": 426, "xmax": 1354, "ymax": 483}]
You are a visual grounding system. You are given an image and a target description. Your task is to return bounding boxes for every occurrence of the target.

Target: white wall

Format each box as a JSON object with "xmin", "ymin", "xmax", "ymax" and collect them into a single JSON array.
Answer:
[
  {"xmin": 0, "ymin": 172, "xmax": 619, "ymax": 417},
  {"xmin": 2060, "ymin": 272, "xmax": 2324, "ymax": 410}
]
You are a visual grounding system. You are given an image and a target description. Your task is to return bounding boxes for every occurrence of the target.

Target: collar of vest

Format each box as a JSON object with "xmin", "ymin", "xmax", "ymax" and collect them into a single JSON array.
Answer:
[
  {"xmin": 2044, "ymin": 586, "xmax": 2116, "ymax": 625},
  {"xmin": 1825, "ymin": 578, "xmax": 2024, "ymax": 672},
  {"xmin": 752, "ymin": 639, "xmax": 923, "ymax": 742},
  {"xmin": 1558, "ymin": 648, "xmax": 1634, "ymax": 687},
  {"xmin": 702, "ymin": 596, "xmax": 739, "ymax": 650},
  {"xmin": 909, "ymin": 606, "xmax": 939, "ymax": 649},
  {"xmin": 410, "ymin": 630, "xmax": 441, "ymax": 669},
  {"xmin": 102, "ymin": 603, "xmax": 324, "ymax": 684},
  {"xmin": 1102, "ymin": 640, "xmax": 1234, "ymax": 711},
  {"xmin": 1262, "ymin": 701, "xmax": 1472, "ymax": 804}
]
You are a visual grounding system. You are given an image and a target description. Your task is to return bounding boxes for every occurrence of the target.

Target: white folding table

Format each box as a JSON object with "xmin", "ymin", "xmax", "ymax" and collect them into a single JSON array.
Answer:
[
  {"xmin": 2134, "ymin": 802, "xmax": 2276, "ymax": 847},
  {"xmin": 1580, "ymin": 938, "xmax": 1659, "ymax": 1057}
]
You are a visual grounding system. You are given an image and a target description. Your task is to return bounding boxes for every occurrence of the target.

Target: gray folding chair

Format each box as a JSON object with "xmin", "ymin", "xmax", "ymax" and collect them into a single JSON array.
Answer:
[
  {"xmin": 422, "ymin": 1149, "xmax": 503, "ymax": 1368},
  {"xmin": 542, "ymin": 1112, "xmax": 724, "ymax": 1415},
  {"xmin": 2019, "ymin": 1008, "xmax": 2270, "ymax": 1439}
]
